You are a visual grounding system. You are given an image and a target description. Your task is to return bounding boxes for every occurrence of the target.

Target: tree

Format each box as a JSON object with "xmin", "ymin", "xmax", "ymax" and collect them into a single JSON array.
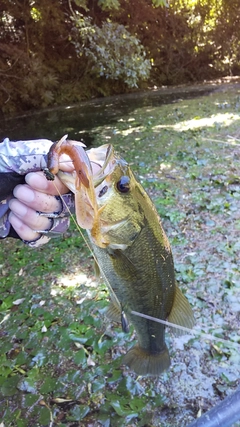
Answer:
[{"xmin": 1, "ymin": 0, "xmax": 240, "ymax": 116}]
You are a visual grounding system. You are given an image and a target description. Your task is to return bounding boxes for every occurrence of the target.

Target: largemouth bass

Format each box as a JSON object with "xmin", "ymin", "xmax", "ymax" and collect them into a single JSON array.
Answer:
[{"xmin": 48, "ymin": 140, "xmax": 194, "ymax": 376}]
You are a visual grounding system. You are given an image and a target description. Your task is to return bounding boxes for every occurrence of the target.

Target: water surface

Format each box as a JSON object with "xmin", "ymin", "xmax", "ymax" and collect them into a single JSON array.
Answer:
[{"xmin": 0, "ymin": 86, "xmax": 215, "ymax": 145}]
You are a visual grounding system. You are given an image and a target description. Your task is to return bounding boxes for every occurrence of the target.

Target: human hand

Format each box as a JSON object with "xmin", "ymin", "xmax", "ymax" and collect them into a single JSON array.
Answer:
[
  {"xmin": 0, "ymin": 137, "xmax": 86, "ymax": 246},
  {"xmin": 8, "ymin": 171, "xmax": 74, "ymax": 246}
]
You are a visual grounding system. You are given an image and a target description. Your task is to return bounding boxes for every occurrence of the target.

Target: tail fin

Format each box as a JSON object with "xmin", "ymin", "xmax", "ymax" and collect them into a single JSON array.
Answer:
[
  {"xmin": 168, "ymin": 285, "xmax": 194, "ymax": 336},
  {"xmin": 123, "ymin": 344, "xmax": 170, "ymax": 376}
]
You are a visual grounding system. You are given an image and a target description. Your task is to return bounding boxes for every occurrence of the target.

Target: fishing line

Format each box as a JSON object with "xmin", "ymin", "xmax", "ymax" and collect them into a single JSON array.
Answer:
[
  {"xmin": 51, "ymin": 180, "xmax": 95, "ymax": 259},
  {"xmin": 49, "ymin": 173, "xmax": 122, "ymax": 312},
  {"xmin": 131, "ymin": 310, "xmax": 240, "ymax": 349},
  {"xmin": 49, "ymin": 172, "xmax": 239, "ymax": 351}
]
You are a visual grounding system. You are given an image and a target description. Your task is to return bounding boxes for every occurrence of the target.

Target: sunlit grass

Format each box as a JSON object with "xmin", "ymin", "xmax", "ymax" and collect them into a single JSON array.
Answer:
[
  {"xmin": 152, "ymin": 112, "xmax": 240, "ymax": 132},
  {"xmin": 1, "ymin": 87, "xmax": 240, "ymax": 426}
]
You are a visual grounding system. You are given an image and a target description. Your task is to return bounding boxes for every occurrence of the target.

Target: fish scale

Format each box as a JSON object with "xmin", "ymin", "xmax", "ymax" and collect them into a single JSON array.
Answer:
[
  {"xmin": 90, "ymin": 201, "xmax": 177, "ymax": 375},
  {"xmin": 85, "ymin": 147, "xmax": 194, "ymax": 376},
  {"xmin": 48, "ymin": 141, "xmax": 194, "ymax": 376}
]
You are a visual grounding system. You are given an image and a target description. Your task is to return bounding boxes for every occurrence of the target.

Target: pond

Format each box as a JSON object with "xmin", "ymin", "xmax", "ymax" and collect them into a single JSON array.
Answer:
[{"xmin": 0, "ymin": 85, "xmax": 215, "ymax": 144}]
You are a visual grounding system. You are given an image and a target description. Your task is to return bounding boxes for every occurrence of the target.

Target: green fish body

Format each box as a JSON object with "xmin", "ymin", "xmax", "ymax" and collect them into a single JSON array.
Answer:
[
  {"xmin": 58, "ymin": 144, "xmax": 194, "ymax": 376},
  {"xmin": 85, "ymin": 146, "xmax": 194, "ymax": 376}
]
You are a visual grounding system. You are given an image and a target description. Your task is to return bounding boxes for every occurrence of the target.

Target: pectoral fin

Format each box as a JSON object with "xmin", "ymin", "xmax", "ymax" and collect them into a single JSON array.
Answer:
[
  {"xmin": 168, "ymin": 285, "xmax": 194, "ymax": 336},
  {"xmin": 93, "ymin": 260, "xmax": 101, "ymax": 278},
  {"xmin": 105, "ymin": 299, "xmax": 121, "ymax": 323}
]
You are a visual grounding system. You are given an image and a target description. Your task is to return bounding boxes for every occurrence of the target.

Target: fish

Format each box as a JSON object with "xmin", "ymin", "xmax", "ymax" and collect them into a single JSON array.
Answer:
[
  {"xmin": 47, "ymin": 136, "xmax": 112, "ymax": 247},
  {"xmin": 47, "ymin": 140, "xmax": 194, "ymax": 376}
]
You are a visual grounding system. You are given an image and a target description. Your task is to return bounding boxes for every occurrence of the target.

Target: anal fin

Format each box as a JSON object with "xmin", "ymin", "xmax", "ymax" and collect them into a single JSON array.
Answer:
[{"xmin": 168, "ymin": 285, "xmax": 194, "ymax": 336}]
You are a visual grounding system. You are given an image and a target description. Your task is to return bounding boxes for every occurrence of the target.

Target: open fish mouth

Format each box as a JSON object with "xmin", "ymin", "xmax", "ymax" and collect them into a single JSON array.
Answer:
[
  {"xmin": 86, "ymin": 144, "xmax": 117, "ymax": 188},
  {"xmin": 47, "ymin": 138, "xmax": 124, "ymax": 247}
]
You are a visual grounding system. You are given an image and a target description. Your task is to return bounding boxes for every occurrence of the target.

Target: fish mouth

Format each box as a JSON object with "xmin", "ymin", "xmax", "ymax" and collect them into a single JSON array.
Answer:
[
  {"xmin": 86, "ymin": 144, "xmax": 117, "ymax": 188},
  {"xmin": 85, "ymin": 144, "xmax": 131, "ymax": 248},
  {"xmin": 57, "ymin": 143, "xmax": 126, "ymax": 247}
]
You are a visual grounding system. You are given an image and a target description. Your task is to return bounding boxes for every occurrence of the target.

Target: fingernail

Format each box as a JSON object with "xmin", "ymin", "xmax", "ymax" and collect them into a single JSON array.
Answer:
[
  {"xmin": 9, "ymin": 212, "xmax": 23, "ymax": 230},
  {"xmin": 9, "ymin": 200, "xmax": 28, "ymax": 217},
  {"xmin": 25, "ymin": 172, "xmax": 48, "ymax": 190},
  {"xmin": 13, "ymin": 185, "xmax": 35, "ymax": 203}
]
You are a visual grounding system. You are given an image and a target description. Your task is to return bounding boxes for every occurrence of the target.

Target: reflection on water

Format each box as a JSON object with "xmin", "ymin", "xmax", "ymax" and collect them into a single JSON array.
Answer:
[{"xmin": 0, "ymin": 87, "xmax": 214, "ymax": 146}]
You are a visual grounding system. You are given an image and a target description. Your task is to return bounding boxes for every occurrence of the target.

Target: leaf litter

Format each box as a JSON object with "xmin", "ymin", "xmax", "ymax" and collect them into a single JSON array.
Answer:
[{"xmin": 0, "ymin": 85, "xmax": 240, "ymax": 426}]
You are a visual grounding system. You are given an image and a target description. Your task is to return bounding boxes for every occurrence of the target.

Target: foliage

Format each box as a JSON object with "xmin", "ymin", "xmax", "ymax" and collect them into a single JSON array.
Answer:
[
  {"xmin": 97, "ymin": 0, "xmax": 121, "ymax": 10},
  {"xmin": 1, "ymin": 87, "xmax": 240, "ymax": 425},
  {"xmin": 72, "ymin": 20, "xmax": 151, "ymax": 87},
  {"xmin": 1, "ymin": 0, "xmax": 240, "ymax": 115}
]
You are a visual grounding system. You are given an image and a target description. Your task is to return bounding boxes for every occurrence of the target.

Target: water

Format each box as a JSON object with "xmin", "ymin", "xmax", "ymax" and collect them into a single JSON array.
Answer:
[{"xmin": 0, "ymin": 86, "xmax": 214, "ymax": 145}]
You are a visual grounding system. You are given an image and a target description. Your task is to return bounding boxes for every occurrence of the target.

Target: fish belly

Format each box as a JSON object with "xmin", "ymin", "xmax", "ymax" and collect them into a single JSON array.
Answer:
[{"xmin": 91, "ymin": 225, "xmax": 175, "ymax": 376}]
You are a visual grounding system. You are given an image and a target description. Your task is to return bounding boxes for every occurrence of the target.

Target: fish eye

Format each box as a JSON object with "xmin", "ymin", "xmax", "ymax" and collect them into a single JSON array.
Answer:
[
  {"xmin": 98, "ymin": 185, "xmax": 108, "ymax": 198},
  {"xmin": 116, "ymin": 176, "xmax": 130, "ymax": 193}
]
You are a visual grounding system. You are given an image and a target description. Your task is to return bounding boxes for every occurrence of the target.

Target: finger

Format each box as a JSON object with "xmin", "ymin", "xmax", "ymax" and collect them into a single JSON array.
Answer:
[
  {"xmin": 59, "ymin": 153, "xmax": 74, "ymax": 172},
  {"xmin": 9, "ymin": 212, "xmax": 42, "ymax": 242},
  {"xmin": 9, "ymin": 199, "xmax": 52, "ymax": 231},
  {"xmin": 12, "ymin": 184, "xmax": 62, "ymax": 214},
  {"xmin": 25, "ymin": 171, "xmax": 69, "ymax": 195}
]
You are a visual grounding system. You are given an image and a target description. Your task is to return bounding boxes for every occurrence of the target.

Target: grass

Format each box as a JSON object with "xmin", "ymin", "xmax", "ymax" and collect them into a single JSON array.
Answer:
[{"xmin": 1, "ymin": 86, "xmax": 240, "ymax": 426}]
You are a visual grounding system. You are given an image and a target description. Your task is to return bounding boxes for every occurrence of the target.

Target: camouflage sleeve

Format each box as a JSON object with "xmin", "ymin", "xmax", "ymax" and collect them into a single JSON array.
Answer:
[
  {"xmin": 0, "ymin": 197, "xmax": 11, "ymax": 238},
  {"xmin": 0, "ymin": 138, "xmax": 75, "ymax": 246},
  {"xmin": 0, "ymin": 137, "xmax": 51, "ymax": 174}
]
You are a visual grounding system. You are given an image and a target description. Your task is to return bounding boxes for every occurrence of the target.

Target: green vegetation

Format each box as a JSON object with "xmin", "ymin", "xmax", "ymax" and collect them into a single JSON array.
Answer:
[
  {"xmin": 1, "ymin": 88, "xmax": 240, "ymax": 426},
  {"xmin": 1, "ymin": 0, "xmax": 240, "ymax": 115}
]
